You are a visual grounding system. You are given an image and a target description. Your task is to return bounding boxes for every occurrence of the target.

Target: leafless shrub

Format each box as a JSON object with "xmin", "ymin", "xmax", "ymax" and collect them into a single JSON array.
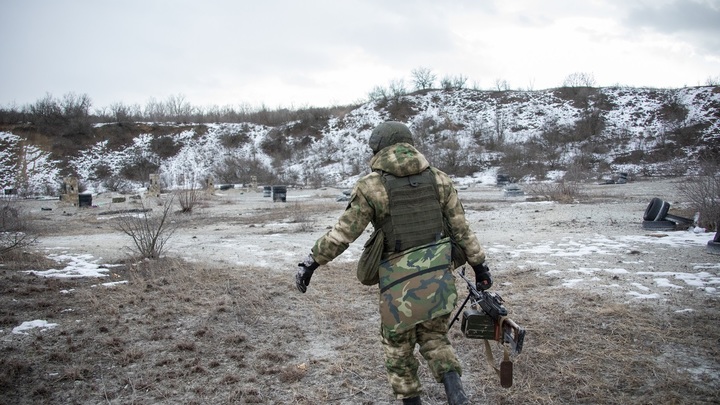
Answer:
[
  {"xmin": 524, "ymin": 181, "xmax": 584, "ymax": 203},
  {"xmin": 219, "ymin": 129, "xmax": 250, "ymax": 148},
  {"xmin": 499, "ymin": 143, "xmax": 547, "ymax": 181},
  {"xmin": 58, "ymin": 366, "xmax": 91, "ymax": 382},
  {"xmin": 494, "ymin": 78, "xmax": 511, "ymax": 91},
  {"xmin": 677, "ymin": 162, "xmax": 720, "ymax": 230},
  {"xmin": 564, "ymin": 163, "xmax": 594, "ymax": 182},
  {"xmin": 100, "ymin": 175, "xmax": 131, "ymax": 193},
  {"xmin": 212, "ymin": 155, "xmax": 277, "ymax": 185},
  {"xmin": 149, "ymin": 135, "xmax": 182, "ymax": 158},
  {"xmin": 388, "ymin": 78, "xmax": 407, "ymax": 100},
  {"xmin": 175, "ymin": 187, "xmax": 201, "ymax": 213},
  {"xmin": 0, "ymin": 201, "xmax": 37, "ymax": 257},
  {"xmin": 368, "ymin": 85, "xmax": 389, "ymax": 102},
  {"xmin": 113, "ymin": 196, "xmax": 178, "ymax": 259},
  {"xmin": 175, "ymin": 340, "xmax": 196, "ymax": 352},
  {"xmin": 120, "ymin": 157, "xmax": 160, "ymax": 185},
  {"xmin": 441, "ymin": 75, "xmax": 467, "ymax": 90},
  {"xmin": 288, "ymin": 202, "xmax": 314, "ymax": 232},
  {"xmin": 1, "ymin": 357, "xmax": 33, "ymax": 384},
  {"xmin": 278, "ymin": 365, "xmax": 306, "ymax": 383}
]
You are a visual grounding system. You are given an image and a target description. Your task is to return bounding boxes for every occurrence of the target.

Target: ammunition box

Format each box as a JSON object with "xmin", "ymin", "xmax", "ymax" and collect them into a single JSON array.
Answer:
[{"xmin": 461, "ymin": 309, "xmax": 498, "ymax": 340}]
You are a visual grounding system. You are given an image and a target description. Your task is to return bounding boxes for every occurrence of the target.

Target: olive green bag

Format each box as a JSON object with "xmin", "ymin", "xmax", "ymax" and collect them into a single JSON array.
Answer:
[{"xmin": 356, "ymin": 228, "xmax": 384, "ymax": 285}]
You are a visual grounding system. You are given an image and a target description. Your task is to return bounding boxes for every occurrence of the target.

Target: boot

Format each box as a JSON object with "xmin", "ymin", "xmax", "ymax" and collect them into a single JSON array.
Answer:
[
  {"xmin": 402, "ymin": 397, "xmax": 422, "ymax": 405},
  {"xmin": 442, "ymin": 371, "xmax": 468, "ymax": 405}
]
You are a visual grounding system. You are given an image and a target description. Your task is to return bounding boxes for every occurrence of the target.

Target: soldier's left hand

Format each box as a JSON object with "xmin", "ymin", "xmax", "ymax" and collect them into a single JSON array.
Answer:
[{"xmin": 473, "ymin": 263, "xmax": 493, "ymax": 291}]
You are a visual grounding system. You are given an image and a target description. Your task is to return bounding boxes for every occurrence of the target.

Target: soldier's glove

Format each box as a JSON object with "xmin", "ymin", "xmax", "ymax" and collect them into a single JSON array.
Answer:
[
  {"xmin": 295, "ymin": 254, "xmax": 319, "ymax": 293},
  {"xmin": 472, "ymin": 263, "xmax": 493, "ymax": 291}
]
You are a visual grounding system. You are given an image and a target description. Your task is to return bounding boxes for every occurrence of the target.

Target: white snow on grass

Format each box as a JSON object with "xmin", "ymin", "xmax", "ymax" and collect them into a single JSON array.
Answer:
[
  {"xmin": 23, "ymin": 252, "xmax": 113, "ymax": 278},
  {"xmin": 631, "ymin": 282, "xmax": 651, "ymax": 292},
  {"xmin": 502, "ymin": 231, "xmax": 711, "ymax": 259},
  {"xmin": 626, "ymin": 291, "xmax": 662, "ymax": 299},
  {"xmin": 620, "ymin": 232, "xmax": 711, "ymax": 247},
  {"xmin": 12, "ymin": 320, "xmax": 58, "ymax": 334},
  {"xmin": 10, "ymin": 251, "xmax": 129, "ymax": 337},
  {"xmin": 94, "ymin": 280, "xmax": 129, "ymax": 287},
  {"xmin": 499, "ymin": 229, "xmax": 719, "ymax": 298}
]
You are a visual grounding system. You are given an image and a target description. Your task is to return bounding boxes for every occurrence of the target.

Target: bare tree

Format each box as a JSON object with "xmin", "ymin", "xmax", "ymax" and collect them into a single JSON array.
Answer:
[
  {"xmin": 526, "ymin": 78, "xmax": 536, "ymax": 91},
  {"xmin": 705, "ymin": 75, "xmax": 720, "ymax": 86},
  {"xmin": 452, "ymin": 74, "xmax": 468, "ymax": 89},
  {"xmin": 60, "ymin": 92, "xmax": 93, "ymax": 135},
  {"xmin": 494, "ymin": 79, "xmax": 511, "ymax": 91},
  {"xmin": 411, "ymin": 67, "xmax": 436, "ymax": 90},
  {"xmin": 108, "ymin": 102, "xmax": 135, "ymax": 123},
  {"xmin": 440, "ymin": 75, "xmax": 453, "ymax": 90},
  {"xmin": 0, "ymin": 201, "xmax": 37, "ymax": 257},
  {"xmin": 212, "ymin": 155, "xmax": 276, "ymax": 185},
  {"xmin": 388, "ymin": 79, "xmax": 407, "ymax": 99},
  {"xmin": 114, "ymin": 196, "xmax": 178, "ymax": 259},
  {"xmin": 144, "ymin": 97, "xmax": 167, "ymax": 121},
  {"xmin": 536, "ymin": 117, "xmax": 569, "ymax": 169},
  {"xmin": 440, "ymin": 75, "xmax": 467, "ymax": 90},
  {"xmin": 563, "ymin": 72, "xmax": 596, "ymax": 87},
  {"xmin": 29, "ymin": 93, "xmax": 63, "ymax": 126},
  {"xmin": 492, "ymin": 109, "xmax": 507, "ymax": 148},
  {"xmin": 165, "ymin": 94, "xmax": 193, "ymax": 121},
  {"xmin": 61, "ymin": 92, "xmax": 92, "ymax": 119},
  {"xmin": 29, "ymin": 92, "xmax": 92, "ymax": 136}
]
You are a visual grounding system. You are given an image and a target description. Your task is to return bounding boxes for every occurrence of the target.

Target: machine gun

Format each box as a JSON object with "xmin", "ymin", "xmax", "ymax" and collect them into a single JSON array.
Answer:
[{"xmin": 449, "ymin": 266, "xmax": 525, "ymax": 387}]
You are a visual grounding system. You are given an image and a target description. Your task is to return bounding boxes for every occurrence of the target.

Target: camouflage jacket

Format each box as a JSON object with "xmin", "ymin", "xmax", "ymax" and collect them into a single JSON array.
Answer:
[{"xmin": 311, "ymin": 143, "xmax": 485, "ymax": 266}]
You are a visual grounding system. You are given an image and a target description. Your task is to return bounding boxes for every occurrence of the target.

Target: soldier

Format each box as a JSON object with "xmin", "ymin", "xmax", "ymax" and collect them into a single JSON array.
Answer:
[{"xmin": 295, "ymin": 121, "xmax": 492, "ymax": 405}]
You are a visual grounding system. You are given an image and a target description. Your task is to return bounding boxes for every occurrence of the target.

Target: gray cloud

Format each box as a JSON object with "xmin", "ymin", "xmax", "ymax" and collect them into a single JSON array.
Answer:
[
  {"xmin": 1, "ymin": 0, "xmax": 718, "ymax": 108},
  {"xmin": 626, "ymin": 0, "xmax": 720, "ymax": 53}
]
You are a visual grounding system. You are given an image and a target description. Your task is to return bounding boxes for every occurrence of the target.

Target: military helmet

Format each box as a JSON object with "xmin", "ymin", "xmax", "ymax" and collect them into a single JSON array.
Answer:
[{"xmin": 368, "ymin": 121, "xmax": 414, "ymax": 154}]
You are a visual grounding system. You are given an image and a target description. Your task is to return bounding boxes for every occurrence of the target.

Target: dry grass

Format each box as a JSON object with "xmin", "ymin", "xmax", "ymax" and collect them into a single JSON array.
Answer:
[
  {"xmin": 449, "ymin": 266, "xmax": 720, "ymax": 405},
  {"xmin": 2, "ymin": 255, "xmax": 717, "ymax": 404}
]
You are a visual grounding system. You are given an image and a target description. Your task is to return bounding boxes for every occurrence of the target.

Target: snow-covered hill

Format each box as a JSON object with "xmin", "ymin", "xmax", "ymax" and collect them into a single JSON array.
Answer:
[{"xmin": 1, "ymin": 86, "xmax": 718, "ymax": 195}]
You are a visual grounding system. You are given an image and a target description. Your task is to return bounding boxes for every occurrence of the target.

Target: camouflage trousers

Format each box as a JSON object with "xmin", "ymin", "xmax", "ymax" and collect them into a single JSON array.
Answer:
[{"xmin": 380, "ymin": 313, "xmax": 462, "ymax": 399}]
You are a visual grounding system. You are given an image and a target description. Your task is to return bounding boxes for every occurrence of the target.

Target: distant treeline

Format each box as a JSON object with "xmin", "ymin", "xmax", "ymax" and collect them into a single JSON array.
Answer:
[
  {"xmin": 0, "ymin": 71, "xmax": 622, "ymax": 128},
  {"xmin": 0, "ymin": 92, "xmax": 357, "ymax": 128}
]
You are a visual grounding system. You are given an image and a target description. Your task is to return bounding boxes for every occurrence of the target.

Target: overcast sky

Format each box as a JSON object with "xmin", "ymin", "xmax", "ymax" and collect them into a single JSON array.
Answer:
[{"xmin": 1, "ymin": 0, "xmax": 718, "ymax": 111}]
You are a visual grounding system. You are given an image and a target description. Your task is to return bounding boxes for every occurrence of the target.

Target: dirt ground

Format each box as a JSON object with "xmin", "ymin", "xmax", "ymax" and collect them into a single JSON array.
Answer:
[{"xmin": 1, "ymin": 177, "xmax": 718, "ymax": 404}]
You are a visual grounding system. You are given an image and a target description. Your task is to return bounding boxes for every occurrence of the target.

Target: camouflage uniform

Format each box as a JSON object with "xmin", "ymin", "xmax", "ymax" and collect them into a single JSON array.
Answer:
[{"xmin": 311, "ymin": 142, "xmax": 485, "ymax": 400}]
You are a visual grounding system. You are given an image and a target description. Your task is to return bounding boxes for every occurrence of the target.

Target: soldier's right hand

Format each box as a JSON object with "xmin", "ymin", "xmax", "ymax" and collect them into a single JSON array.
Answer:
[{"xmin": 295, "ymin": 254, "xmax": 319, "ymax": 293}]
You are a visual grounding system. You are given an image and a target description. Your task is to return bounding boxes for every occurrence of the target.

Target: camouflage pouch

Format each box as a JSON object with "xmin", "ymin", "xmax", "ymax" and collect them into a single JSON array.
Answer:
[
  {"xmin": 378, "ymin": 238, "xmax": 458, "ymax": 334},
  {"xmin": 357, "ymin": 228, "xmax": 384, "ymax": 286}
]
